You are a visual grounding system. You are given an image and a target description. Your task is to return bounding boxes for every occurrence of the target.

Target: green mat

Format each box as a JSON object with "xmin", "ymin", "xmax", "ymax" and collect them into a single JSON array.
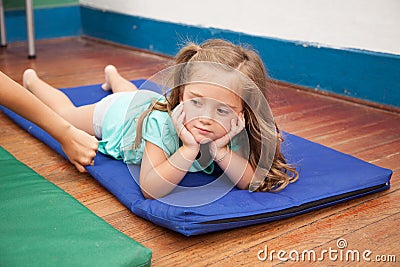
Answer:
[{"xmin": 0, "ymin": 146, "xmax": 152, "ymax": 267}]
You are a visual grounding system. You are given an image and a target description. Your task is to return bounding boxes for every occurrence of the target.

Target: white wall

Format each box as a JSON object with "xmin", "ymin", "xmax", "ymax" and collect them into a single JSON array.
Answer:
[{"xmin": 79, "ymin": 0, "xmax": 400, "ymax": 55}]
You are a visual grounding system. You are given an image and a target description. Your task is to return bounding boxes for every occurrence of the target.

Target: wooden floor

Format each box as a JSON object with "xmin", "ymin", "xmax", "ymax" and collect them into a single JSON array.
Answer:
[{"xmin": 1, "ymin": 38, "xmax": 399, "ymax": 266}]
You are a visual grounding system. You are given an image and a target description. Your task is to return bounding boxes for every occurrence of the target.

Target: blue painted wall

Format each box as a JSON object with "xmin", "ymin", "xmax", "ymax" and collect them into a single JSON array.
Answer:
[
  {"xmin": 3, "ymin": 4, "xmax": 399, "ymax": 108},
  {"xmin": 80, "ymin": 7, "xmax": 400, "ymax": 108},
  {"xmin": 3, "ymin": 5, "xmax": 81, "ymax": 42}
]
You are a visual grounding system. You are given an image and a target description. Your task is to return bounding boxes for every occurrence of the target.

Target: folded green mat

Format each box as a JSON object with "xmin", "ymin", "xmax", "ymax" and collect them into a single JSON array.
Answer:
[{"xmin": 0, "ymin": 146, "xmax": 152, "ymax": 267}]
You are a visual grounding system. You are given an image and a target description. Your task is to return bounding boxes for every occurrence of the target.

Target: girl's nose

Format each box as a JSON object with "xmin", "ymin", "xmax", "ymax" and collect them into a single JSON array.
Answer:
[
  {"xmin": 198, "ymin": 106, "xmax": 214, "ymax": 124},
  {"xmin": 199, "ymin": 115, "xmax": 212, "ymax": 125}
]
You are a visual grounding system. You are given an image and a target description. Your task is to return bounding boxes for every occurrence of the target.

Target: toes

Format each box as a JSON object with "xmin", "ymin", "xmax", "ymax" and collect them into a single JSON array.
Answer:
[
  {"xmin": 22, "ymin": 69, "xmax": 37, "ymax": 89},
  {"xmin": 101, "ymin": 65, "xmax": 117, "ymax": 91}
]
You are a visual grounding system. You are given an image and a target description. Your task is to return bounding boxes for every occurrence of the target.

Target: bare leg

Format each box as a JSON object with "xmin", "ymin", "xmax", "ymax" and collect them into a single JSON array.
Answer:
[
  {"xmin": 101, "ymin": 65, "xmax": 138, "ymax": 93},
  {"xmin": 23, "ymin": 69, "xmax": 96, "ymax": 136}
]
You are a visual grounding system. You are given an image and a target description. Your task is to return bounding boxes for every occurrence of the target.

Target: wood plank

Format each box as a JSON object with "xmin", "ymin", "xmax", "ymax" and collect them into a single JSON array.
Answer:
[
  {"xmin": 318, "ymin": 214, "xmax": 399, "ymax": 266},
  {"xmin": 369, "ymin": 153, "xmax": 400, "ymax": 171},
  {"xmin": 211, "ymin": 188, "xmax": 400, "ymax": 266}
]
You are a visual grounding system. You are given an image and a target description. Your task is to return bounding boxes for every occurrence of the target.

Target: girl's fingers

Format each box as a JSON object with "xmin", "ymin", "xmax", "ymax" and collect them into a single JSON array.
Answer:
[
  {"xmin": 178, "ymin": 111, "xmax": 185, "ymax": 126},
  {"xmin": 171, "ymin": 104, "xmax": 184, "ymax": 131},
  {"xmin": 175, "ymin": 102, "xmax": 184, "ymax": 114},
  {"xmin": 171, "ymin": 104, "xmax": 193, "ymax": 143},
  {"xmin": 171, "ymin": 105, "xmax": 184, "ymax": 130},
  {"xmin": 73, "ymin": 161, "xmax": 87, "ymax": 173},
  {"xmin": 216, "ymin": 134, "xmax": 230, "ymax": 148},
  {"xmin": 230, "ymin": 118, "xmax": 241, "ymax": 136},
  {"xmin": 223, "ymin": 117, "xmax": 245, "ymax": 143},
  {"xmin": 239, "ymin": 113, "xmax": 246, "ymax": 127},
  {"xmin": 171, "ymin": 103, "xmax": 183, "ymax": 122},
  {"xmin": 176, "ymin": 112, "xmax": 186, "ymax": 136}
]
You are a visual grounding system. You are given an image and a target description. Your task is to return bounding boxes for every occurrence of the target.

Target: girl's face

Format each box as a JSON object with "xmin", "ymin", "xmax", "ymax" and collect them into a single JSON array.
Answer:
[{"xmin": 180, "ymin": 83, "xmax": 243, "ymax": 143}]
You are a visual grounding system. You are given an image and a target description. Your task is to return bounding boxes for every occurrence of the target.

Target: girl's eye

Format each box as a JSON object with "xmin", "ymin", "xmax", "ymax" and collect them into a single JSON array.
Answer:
[
  {"xmin": 190, "ymin": 98, "xmax": 203, "ymax": 107},
  {"xmin": 217, "ymin": 107, "xmax": 231, "ymax": 116}
]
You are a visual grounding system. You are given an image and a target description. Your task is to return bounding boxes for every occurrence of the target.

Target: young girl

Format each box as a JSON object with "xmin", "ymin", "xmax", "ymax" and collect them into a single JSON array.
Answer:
[{"xmin": 23, "ymin": 39, "xmax": 298, "ymax": 199}]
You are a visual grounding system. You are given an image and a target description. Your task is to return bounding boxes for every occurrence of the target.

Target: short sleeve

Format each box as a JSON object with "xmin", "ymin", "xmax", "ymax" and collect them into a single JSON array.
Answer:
[
  {"xmin": 230, "ymin": 133, "xmax": 243, "ymax": 152},
  {"xmin": 142, "ymin": 110, "xmax": 179, "ymax": 156}
]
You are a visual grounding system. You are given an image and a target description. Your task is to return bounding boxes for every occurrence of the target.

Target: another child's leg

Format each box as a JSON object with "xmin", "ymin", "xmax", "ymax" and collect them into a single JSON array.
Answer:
[
  {"xmin": 23, "ymin": 69, "xmax": 96, "ymax": 136},
  {"xmin": 101, "ymin": 65, "xmax": 139, "ymax": 93}
]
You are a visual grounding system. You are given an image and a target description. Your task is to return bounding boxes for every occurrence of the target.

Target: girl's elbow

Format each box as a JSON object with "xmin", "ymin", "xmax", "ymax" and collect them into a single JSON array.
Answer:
[
  {"xmin": 141, "ymin": 189, "xmax": 155, "ymax": 199},
  {"xmin": 236, "ymin": 182, "xmax": 250, "ymax": 190},
  {"xmin": 140, "ymin": 179, "xmax": 154, "ymax": 199},
  {"xmin": 140, "ymin": 181, "xmax": 167, "ymax": 199},
  {"xmin": 235, "ymin": 177, "xmax": 251, "ymax": 190}
]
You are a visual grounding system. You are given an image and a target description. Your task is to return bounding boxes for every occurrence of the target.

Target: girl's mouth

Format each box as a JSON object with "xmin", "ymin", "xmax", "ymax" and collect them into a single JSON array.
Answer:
[{"xmin": 194, "ymin": 126, "xmax": 212, "ymax": 135}]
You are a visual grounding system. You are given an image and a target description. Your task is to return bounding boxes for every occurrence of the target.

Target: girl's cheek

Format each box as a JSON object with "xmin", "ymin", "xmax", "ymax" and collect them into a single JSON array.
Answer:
[
  {"xmin": 221, "ymin": 115, "xmax": 235, "ymax": 128},
  {"xmin": 181, "ymin": 102, "xmax": 189, "ymax": 121},
  {"xmin": 182, "ymin": 107, "xmax": 195, "ymax": 125},
  {"xmin": 181, "ymin": 101, "xmax": 189, "ymax": 114},
  {"xmin": 216, "ymin": 120, "xmax": 231, "ymax": 135}
]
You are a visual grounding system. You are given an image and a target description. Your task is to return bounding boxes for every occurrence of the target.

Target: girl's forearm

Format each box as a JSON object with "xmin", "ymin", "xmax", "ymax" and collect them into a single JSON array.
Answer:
[
  {"xmin": 140, "ymin": 146, "xmax": 198, "ymax": 199},
  {"xmin": 0, "ymin": 71, "xmax": 98, "ymax": 172},
  {"xmin": 0, "ymin": 71, "xmax": 71, "ymax": 142},
  {"xmin": 215, "ymin": 148, "xmax": 254, "ymax": 189}
]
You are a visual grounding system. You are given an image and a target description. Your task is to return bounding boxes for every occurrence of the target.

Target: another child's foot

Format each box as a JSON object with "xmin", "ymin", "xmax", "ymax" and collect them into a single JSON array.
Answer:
[
  {"xmin": 22, "ymin": 69, "xmax": 38, "ymax": 91},
  {"xmin": 101, "ymin": 65, "xmax": 118, "ymax": 91}
]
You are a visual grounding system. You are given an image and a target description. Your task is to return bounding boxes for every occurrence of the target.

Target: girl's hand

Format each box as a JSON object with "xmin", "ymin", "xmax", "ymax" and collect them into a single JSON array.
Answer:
[
  {"xmin": 171, "ymin": 103, "xmax": 199, "ymax": 150},
  {"xmin": 210, "ymin": 113, "xmax": 245, "ymax": 157},
  {"xmin": 60, "ymin": 126, "xmax": 98, "ymax": 172}
]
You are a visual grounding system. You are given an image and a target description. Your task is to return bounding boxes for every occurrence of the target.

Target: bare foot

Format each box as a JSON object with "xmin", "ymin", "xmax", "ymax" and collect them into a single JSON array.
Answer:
[
  {"xmin": 101, "ymin": 65, "xmax": 118, "ymax": 91},
  {"xmin": 22, "ymin": 69, "xmax": 39, "ymax": 90}
]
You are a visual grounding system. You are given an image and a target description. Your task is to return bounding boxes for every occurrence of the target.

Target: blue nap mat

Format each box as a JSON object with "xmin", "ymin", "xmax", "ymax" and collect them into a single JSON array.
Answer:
[{"xmin": 0, "ymin": 80, "xmax": 392, "ymax": 236}]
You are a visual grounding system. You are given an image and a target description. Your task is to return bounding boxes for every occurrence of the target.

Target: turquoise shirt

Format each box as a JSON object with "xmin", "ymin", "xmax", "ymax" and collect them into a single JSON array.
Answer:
[{"xmin": 98, "ymin": 90, "xmax": 241, "ymax": 174}]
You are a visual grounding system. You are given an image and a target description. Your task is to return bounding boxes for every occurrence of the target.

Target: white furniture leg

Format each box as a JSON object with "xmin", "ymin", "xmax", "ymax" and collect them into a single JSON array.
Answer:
[
  {"xmin": 0, "ymin": 0, "xmax": 7, "ymax": 47},
  {"xmin": 0, "ymin": 0, "xmax": 36, "ymax": 58},
  {"xmin": 26, "ymin": 0, "xmax": 35, "ymax": 58}
]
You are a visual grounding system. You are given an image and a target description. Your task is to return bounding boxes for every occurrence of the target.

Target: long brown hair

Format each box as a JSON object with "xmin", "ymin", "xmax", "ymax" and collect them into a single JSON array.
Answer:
[{"xmin": 136, "ymin": 39, "xmax": 298, "ymax": 192}]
